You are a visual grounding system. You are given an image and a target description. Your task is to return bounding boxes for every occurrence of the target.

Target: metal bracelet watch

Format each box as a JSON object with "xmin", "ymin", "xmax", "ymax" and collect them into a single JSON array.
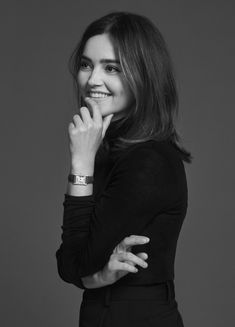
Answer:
[{"xmin": 68, "ymin": 174, "xmax": 94, "ymax": 186}]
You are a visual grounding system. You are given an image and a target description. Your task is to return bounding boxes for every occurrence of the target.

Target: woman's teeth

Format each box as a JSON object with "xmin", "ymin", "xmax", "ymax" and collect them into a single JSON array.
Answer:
[{"xmin": 89, "ymin": 92, "xmax": 111, "ymax": 98}]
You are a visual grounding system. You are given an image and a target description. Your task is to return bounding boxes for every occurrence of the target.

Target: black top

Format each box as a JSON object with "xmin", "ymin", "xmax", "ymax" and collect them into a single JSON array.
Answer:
[{"xmin": 56, "ymin": 140, "xmax": 188, "ymax": 290}]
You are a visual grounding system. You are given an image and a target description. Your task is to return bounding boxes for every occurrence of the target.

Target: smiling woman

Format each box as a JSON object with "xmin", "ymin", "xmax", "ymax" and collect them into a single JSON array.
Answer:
[{"xmin": 56, "ymin": 11, "xmax": 192, "ymax": 327}]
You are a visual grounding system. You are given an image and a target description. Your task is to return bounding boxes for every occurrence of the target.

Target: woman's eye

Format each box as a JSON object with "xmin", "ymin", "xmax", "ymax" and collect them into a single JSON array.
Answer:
[
  {"xmin": 80, "ymin": 62, "xmax": 91, "ymax": 70},
  {"xmin": 106, "ymin": 65, "xmax": 120, "ymax": 73}
]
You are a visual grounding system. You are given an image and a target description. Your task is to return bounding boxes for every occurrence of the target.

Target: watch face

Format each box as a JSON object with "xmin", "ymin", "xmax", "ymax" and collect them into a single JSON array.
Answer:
[
  {"xmin": 75, "ymin": 175, "xmax": 87, "ymax": 185},
  {"xmin": 68, "ymin": 174, "xmax": 93, "ymax": 185}
]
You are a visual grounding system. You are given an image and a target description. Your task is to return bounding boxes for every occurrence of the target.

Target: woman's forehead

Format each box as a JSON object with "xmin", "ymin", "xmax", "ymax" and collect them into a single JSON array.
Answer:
[{"xmin": 83, "ymin": 34, "xmax": 119, "ymax": 61}]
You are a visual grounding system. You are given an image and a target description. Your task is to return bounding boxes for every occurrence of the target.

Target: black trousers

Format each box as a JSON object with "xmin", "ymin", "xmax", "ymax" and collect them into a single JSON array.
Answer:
[{"xmin": 79, "ymin": 280, "xmax": 184, "ymax": 327}]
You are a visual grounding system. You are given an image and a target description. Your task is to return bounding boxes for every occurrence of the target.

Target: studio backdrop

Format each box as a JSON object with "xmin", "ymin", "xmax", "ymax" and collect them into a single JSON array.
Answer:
[{"xmin": 1, "ymin": 1, "xmax": 234, "ymax": 326}]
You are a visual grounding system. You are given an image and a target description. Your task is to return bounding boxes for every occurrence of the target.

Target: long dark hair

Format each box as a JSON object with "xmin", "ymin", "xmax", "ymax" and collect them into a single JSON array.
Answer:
[{"xmin": 68, "ymin": 11, "xmax": 192, "ymax": 163}]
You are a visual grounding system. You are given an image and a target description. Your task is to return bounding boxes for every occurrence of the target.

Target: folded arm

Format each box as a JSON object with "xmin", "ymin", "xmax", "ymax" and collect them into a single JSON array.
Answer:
[{"xmin": 56, "ymin": 146, "xmax": 171, "ymax": 289}]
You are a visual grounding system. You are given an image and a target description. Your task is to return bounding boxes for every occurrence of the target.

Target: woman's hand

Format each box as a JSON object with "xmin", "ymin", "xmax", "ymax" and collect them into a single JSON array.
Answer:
[
  {"xmin": 81, "ymin": 235, "xmax": 150, "ymax": 288},
  {"xmin": 68, "ymin": 97, "xmax": 114, "ymax": 167},
  {"xmin": 99, "ymin": 235, "xmax": 150, "ymax": 286}
]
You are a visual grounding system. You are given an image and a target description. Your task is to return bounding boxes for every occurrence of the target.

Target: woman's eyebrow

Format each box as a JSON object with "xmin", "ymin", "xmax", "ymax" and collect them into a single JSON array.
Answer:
[{"xmin": 81, "ymin": 55, "xmax": 120, "ymax": 64}]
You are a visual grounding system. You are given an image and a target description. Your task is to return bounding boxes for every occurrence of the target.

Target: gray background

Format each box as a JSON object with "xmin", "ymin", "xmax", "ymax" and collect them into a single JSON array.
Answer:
[{"xmin": 1, "ymin": 0, "xmax": 234, "ymax": 326}]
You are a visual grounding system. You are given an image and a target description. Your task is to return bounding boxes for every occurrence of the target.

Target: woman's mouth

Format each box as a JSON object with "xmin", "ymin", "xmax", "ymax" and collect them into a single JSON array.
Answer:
[{"xmin": 87, "ymin": 92, "xmax": 112, "ymax": 100}]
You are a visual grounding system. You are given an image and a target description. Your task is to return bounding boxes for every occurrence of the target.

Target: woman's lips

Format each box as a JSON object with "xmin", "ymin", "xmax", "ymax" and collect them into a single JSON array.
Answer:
[{"xmin": 87, "ymin": 95, "xmax": 112, "ymax": 101}]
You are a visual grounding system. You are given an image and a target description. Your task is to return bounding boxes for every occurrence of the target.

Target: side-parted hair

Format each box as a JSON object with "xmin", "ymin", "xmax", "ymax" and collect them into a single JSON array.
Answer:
[{"xmin": 68, "ymin": 11, "xmax": 192, "ymax": 163}]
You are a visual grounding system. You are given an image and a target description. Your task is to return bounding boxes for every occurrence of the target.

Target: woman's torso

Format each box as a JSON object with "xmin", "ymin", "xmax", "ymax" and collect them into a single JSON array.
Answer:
[{"xmin": 93, "ymin": 139, "xmax": 188, "ymax": 286}]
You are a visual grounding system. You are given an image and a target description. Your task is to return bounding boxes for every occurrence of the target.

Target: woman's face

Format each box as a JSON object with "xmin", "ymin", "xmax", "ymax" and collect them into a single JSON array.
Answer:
[{"xmin": 77, "ymin": 33, "xmax": 135, "ymax": 120}]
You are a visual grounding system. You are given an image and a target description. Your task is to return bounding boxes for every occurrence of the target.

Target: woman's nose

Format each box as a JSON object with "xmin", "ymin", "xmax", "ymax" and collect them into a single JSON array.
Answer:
[{"xmin": 87, "ymin": 68, "xmax": 103, "ymax": 86}]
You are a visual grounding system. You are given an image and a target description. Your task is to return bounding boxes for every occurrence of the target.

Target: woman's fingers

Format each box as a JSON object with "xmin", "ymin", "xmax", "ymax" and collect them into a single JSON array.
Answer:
[
  {"xmin": 116, "ymin": 251, "xmax": 148, "ymax": 269},
  {"xmin": 119, "ymin": 235, "xmax": 150, "ymax": 251},
  {"xmin": 83, "ymin": 97, "xmax": 113, "ymax": 138},
  {"xmin": 101, "ymin": 248, "xmax": 149, "ymax": 286},
  {"xmin": 79, "ymin": 106, "xmax": 93, "ymax": 126},
  {"xmin": 113, "ymin": 235, "xmax": 150, "ymax": 255},
  {"xmin": 136, "ymin": 252, "xmax": 148, "ymax": 260},
  {"xmin": 101, "ymin": 235, "xmax": 150, "ymax": 285},
  {"xmin": 84, "ymin": 97, "xmax": 103, "ymax": 126},
  {"xmin": 107, "ymin": 256, "xmax": 138, "ymax": 274},
  {"xmin": 71, "ymin": 114, "xmax": 83, "ymax": 128},
  {"xmin": 118, "ymin": 262, "xmax": 139, "ymax": 273}
]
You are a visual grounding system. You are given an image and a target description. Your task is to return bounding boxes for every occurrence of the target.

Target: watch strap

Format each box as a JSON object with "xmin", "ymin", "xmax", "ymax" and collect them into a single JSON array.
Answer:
[{"xmin": 68, "ymin": 174, "xmax": 94, "ymax": 185}]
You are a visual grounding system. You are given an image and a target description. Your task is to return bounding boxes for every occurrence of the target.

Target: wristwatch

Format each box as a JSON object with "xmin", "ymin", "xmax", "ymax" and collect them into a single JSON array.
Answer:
[{"xmin": 68, "ymin": 174, "xmax": 94, "ymax": 186}]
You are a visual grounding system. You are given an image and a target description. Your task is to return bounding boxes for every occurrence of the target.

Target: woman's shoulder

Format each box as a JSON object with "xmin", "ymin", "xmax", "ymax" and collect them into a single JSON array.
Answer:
[
  {"xmin": 118, "ymin": 140, "xmax": 180, "ymax": 163},
  {"xmin": 111, "ymin": 140, "xmax": 181, "ymax": 175},
  {"xmin": 104, "ymin": 140, "xmax": 187, "ymax": 202}
]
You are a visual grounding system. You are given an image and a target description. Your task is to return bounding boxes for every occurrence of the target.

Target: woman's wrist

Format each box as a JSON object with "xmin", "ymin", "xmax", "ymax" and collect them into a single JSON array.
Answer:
[
  {"xmin": 67, "ymin": 157, "xmax": 95, "ymax": 196},
  {"xmin": 81, "ymin": 271, "xmax": 111, "ymax": 289},
  {"xmin": 70, "ymin": 156, "xmax": 95, "ymax": 175}
]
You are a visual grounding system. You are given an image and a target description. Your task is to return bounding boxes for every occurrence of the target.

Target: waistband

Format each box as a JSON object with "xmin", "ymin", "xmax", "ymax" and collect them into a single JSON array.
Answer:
[{"xmin": 83, "ymin": 280, "xmax": 175, "ymax": 307}]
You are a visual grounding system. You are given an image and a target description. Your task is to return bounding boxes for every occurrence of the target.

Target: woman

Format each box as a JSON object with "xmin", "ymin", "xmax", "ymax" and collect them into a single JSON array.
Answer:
[{"xmin": 56, "ymin": 11, "xmax": 192, "ymax": 327}]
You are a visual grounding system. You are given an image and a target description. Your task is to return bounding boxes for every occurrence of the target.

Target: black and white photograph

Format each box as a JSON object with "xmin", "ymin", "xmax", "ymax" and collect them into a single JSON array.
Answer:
[{"xmin": 1, "ymin": 1, "xmax": 234, "ymax": 326}]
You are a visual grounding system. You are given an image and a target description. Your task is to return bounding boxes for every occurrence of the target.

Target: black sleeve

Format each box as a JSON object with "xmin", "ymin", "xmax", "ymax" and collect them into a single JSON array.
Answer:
[{"xmin": 56, "ymin": 146, "xmax": 172, "ymax": 288}]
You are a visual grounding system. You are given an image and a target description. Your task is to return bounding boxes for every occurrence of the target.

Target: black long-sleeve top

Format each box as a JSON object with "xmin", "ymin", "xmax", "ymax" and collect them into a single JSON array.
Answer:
[{"xmin": 56, "ymin": 140, "xmax": 188, "ymax": 290}]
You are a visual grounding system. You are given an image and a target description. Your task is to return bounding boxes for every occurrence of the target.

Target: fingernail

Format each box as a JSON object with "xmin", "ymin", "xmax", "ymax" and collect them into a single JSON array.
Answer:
[{"xmin": 144, "ymin": 238, "xmax": 150, "ymax": 242}]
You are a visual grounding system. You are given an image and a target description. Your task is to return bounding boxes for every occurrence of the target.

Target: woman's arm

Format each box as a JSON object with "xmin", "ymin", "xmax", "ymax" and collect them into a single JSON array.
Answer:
[
  {"xmin": 81, "ymin": 271, "xmax": 106, "ymax": 288},
  {"xmin": 67, "ymin": 157, "xmax": 94, "ymax": 196},
  {"xmin": 56, "ymin": 99, "xmax": 171, "ymax": 288},
  {"xmin": 56, "ymin": 146, "xmax": 170, "ymax": 287},
  {"xmin": 81, "ymin": 236, "xmax": 149, "ymax": 288}
]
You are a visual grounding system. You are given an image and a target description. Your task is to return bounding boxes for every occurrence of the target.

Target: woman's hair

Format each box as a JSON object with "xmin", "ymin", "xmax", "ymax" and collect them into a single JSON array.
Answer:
[{"xmin": 68, "ymin": 11, "xmax": 192, "ymax": 163}]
